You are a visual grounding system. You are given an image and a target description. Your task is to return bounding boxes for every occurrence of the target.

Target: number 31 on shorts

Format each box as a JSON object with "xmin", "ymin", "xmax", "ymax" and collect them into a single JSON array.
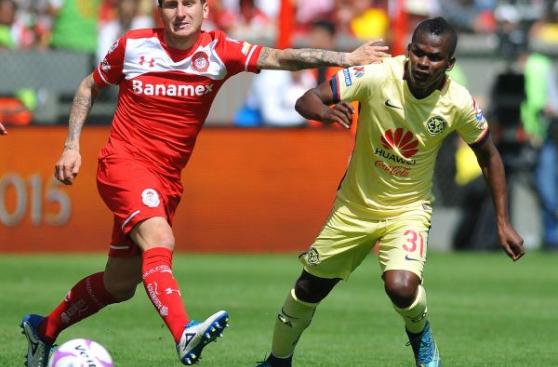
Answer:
[{"xmin": 403, "ymin": 229, "xmax": 426, "ymax": 258}]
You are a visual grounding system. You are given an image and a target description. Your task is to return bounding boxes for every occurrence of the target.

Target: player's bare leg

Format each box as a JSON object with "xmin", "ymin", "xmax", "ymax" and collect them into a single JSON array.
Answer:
[
  {"xmin": 384, "ymin": 270, "xmax": 441, "ymax": 367},
  {"xmin": 131, "ymin": 216, "xmax": 228, "ymax": 365},
  {"xmin": 103, "ymin": 255, "xmax": 143, "ymax": 301},
  {"xmin": 257, "ymin": 271, "xmax": 339, "ymax": 367},
  {"xmin": 20, "ymin": 256, "xmax": 138, "ymax": 367}
]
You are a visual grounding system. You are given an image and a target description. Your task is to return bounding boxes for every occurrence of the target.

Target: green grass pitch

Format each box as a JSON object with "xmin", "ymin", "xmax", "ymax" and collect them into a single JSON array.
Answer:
[{"xmin": 1, "ymin": 252, "xmax": 556, "ymax": 366}]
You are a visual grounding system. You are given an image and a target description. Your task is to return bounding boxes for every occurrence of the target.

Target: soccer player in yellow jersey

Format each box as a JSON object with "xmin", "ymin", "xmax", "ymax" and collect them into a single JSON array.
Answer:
[{"xmin": 257, "ymin": 17, "xmax": 525, "ymax": 367}]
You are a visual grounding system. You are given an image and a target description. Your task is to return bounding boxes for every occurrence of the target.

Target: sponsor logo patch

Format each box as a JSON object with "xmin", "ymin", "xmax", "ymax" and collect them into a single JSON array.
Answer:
[
  {"xmin": 343, "ymin": 68, "xmax": 352, "ymax": 86},
  {"xmin": 381, "ymin": 128, "xmax": 419, "ymax": 158},
  {"xmin": 353, "ymin": 66, "xmax": 365, "ymax": 78},
  {"xmin": 132, "ymin": 80, "xmax": 213, "ymax": 97},
  {"xmin": 425, "ymin": 115, "xmax": 447, "ymax": 135},
  {"xmin": 141, "ymin": 188, "xmax": 160, "ymax": 208},
  {"xmin": 374, "ymin": 161, "xmax": 410, "ymax": 177},
  {"xmin": 472, "ymin": 98, "xmax": 486, "ymax": 128}
]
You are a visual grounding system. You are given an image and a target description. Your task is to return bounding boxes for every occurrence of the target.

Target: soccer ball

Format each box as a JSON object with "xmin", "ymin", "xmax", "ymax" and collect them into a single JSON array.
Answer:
[{"xmin": 48, "ymin": 338, "xmax": 113, "ymax": 367}]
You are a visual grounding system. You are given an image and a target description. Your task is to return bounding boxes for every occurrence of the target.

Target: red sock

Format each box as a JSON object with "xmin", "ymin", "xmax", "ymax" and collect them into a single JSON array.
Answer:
[
  {"xmin": 142, "ymin": 247, "xmax": 189, "ymax": 343},
  {"xmin": 39, "ymin": 272, "xmax": 117, "ymax": 343}
]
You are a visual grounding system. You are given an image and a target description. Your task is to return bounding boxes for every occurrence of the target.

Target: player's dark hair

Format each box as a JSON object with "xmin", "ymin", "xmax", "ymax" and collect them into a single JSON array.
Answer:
[{"xmin": 412, "ymin": 17, "xmax": 458, "ymax": 58}]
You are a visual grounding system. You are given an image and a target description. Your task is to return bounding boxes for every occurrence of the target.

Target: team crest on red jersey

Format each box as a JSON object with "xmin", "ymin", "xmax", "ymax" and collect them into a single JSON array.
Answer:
[
  {"xmin": 192, "ymin": 51, "xmax": 210, "ymax": 72},
  {"xmin": 381, "ymin": 128, "xmax": 419, "ymax": 158}
]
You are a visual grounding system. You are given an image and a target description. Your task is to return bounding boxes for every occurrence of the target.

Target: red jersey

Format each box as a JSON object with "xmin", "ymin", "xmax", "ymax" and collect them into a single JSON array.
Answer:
[{"xmin": 93, "ymin": 28, "xmax": 263, "ymax": 180}]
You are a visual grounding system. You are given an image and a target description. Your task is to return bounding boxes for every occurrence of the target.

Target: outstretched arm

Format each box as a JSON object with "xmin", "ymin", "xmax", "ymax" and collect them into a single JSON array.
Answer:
[
  {"xmin": 295, "ymin": 81, "xmax": 354, "ymax": 129},
  {"xmin": 55, "ymin": 73, "xmax": 101, "ymax": 185},
  {"xmin": 471, "ymin": 136, "xmax": 525, "ymax": 261},
  {"xmin": 257, "ymin": 40, "xmax": 389, "ymax": 70},
  {"xmin": 0, "ymin": 122, "xmax": 7, "ymax": 135}
]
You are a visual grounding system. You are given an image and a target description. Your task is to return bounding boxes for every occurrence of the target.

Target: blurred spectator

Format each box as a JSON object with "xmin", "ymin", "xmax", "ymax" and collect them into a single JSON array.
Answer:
[
  {"xmin": 441, "ymin": 0, "xmax": 497, "ymax": 33},
  {"xmin": 47, "ymin": 0, "xmax": 101, "ymax": 53},
  {"xmin": 218, "ymin": 0, "xmax": 275, "ymax": 39},
  {"xmin": 0, "ymin": 0, "xmax": 18, "ymax": 48},
  {"xmin": 405, "ymin": 0, "xmax": 441, "ymax": 32},
  {"xmin": 335, "ymin": 0, "xmax": 388, "ymax": 39},
  {"xmin": 218, "ymin": 0, "xmax": 279, "ymax": 18},
  {"xmin": 234, "ymin": 69, "xmax": 315, "ymax": 127},
  {"xmin": 0, "ymin": 0, "xmax": 35, "ymax": 125},
  {"xmin": 530, "ymin": 0, "xmax": 558, "ymax": 44},
  {"xmin": 296, "ymin": 0, "xmax": 334, "ymax": 26},
  {"xmin": 99, "ymin": 0, "xmax": 118, "ymax": 24},
  {"xmin": 452, "ymin": 138, "xmax": 497, "ymax": 250},
  {"xmin": 519, "ymin": 22, "xmax": 558, "ymax": 250},
  {"xmin": 253, "ymin": 0, "xmax": 279, "ymax": 19},
  {"xmin": 0, "ymin": 0, "xmax": 36, "ymax": 49},
  {"xmin": 235, "ymin": 19, "xmax": 339, "ymax": 128},
  {"xmin": 527, "ymin": 1, "xmax": 558, "ymax": 248},
  {"xmin": 307, "ymin": 19, "xmax": 338, "ymax": 84},
  {"xmin": 534, "ymin": 69, "xmax": 558, "ymax": 251},
  {"xmin": 405, "ymin": 0, "xmax": 440, "ymax": 18},
  {"xmin": 350, "ymin": 0, "xmax": 388, "ymax": 40},
  {"xmin": 96, "ymin": 0, "xmax": 153, "ymax": 63}
]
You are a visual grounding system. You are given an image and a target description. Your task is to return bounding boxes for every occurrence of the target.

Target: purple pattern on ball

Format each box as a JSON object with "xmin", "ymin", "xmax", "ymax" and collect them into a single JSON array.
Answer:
[{"xmin": 50, "ymin": 350, "xmax": 77, "ymax": 363}]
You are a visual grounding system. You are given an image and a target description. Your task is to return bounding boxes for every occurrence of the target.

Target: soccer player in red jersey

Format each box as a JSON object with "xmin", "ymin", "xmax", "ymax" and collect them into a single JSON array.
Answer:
[{"xmin": 20, "ymin": 1, "xmax": 389, "ymax": 366}]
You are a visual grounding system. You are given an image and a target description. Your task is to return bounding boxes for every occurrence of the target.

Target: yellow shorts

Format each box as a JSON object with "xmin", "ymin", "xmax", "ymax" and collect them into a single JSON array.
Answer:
[{"xmin": 299, "ymin": 202, "xmax": 432, "ymax": 280}]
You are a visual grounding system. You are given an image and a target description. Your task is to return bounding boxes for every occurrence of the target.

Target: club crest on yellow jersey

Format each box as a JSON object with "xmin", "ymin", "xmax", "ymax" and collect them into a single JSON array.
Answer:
[{"xmin": 425, "ymin": 116, "xmax": 447, "ymax": 135}]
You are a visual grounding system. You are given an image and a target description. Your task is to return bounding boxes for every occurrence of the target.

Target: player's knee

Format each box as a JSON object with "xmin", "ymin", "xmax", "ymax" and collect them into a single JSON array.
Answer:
[
  {"xmin": 131, "ymin": 217, "xmax": 176, "ymax": 251},
  {"xmin": 105, "ymin": 279, "xmax": 141, "ymax": 302},
  {"xmin": 142, "ymin": 231, "xmax": 175, "ymax": 251},
  {"xmin": 384, "ymin": 274, "xmax": 418, "ymax": 308},
  {"xmin": 155, "ymin": 232, "xmax": 175, "ymax": 250},
  {"xmin": 294, "ymin": 270, "xmax": 340, "ymax": 303}
]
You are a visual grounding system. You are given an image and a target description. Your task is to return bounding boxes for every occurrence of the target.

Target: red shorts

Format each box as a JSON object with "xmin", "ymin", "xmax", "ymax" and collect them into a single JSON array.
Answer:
[{"xmin": 97, "ymin": 156, "xmax": 182, "ymax": 257}]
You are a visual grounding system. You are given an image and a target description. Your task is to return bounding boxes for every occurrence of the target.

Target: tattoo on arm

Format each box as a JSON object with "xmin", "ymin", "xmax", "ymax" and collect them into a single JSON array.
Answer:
[
  {"xmin": 257, "ymin": 47, "xmax": 346, "ymax": 70},
  {"xmin": 65, "ymin": 76, "xmax": 98, "ymax": 150},
  {"xmin": 256, "ymin": 47, "xmax": 273, "ymax": 68}
]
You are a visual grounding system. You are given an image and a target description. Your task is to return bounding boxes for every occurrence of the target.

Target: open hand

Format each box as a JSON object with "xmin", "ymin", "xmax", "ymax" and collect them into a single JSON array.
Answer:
[{"xmin": 346, "ymin": 40, "xmax": 390, "ymax": 66}]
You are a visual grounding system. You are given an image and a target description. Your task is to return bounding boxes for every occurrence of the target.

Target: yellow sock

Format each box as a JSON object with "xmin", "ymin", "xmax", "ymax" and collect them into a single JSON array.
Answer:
[
  {"xmin": 393, "ymin": 285, "xmax": 428, "ymax": 334},
  {"xmin": 271, "ymin": 289, "xmax": 318, "ymax": 358}
]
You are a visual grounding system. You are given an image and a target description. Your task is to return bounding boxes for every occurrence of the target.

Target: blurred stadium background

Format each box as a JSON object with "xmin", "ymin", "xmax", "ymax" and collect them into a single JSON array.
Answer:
[{"xmin": 1, "ymin": 0, "xmax": 558, "ymax": 366}]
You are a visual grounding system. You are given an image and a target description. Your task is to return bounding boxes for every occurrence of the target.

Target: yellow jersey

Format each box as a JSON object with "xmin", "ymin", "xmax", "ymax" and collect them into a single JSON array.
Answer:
[{"xmin": 331, "ymin": 56, "xmax": 488, "ymax": 218}]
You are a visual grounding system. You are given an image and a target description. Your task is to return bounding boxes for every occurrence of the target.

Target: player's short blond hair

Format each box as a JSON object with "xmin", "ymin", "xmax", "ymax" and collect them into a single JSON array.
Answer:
[{"xmin": 158, "ymin": 0, "xmax": 206, "ymax": 7}]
